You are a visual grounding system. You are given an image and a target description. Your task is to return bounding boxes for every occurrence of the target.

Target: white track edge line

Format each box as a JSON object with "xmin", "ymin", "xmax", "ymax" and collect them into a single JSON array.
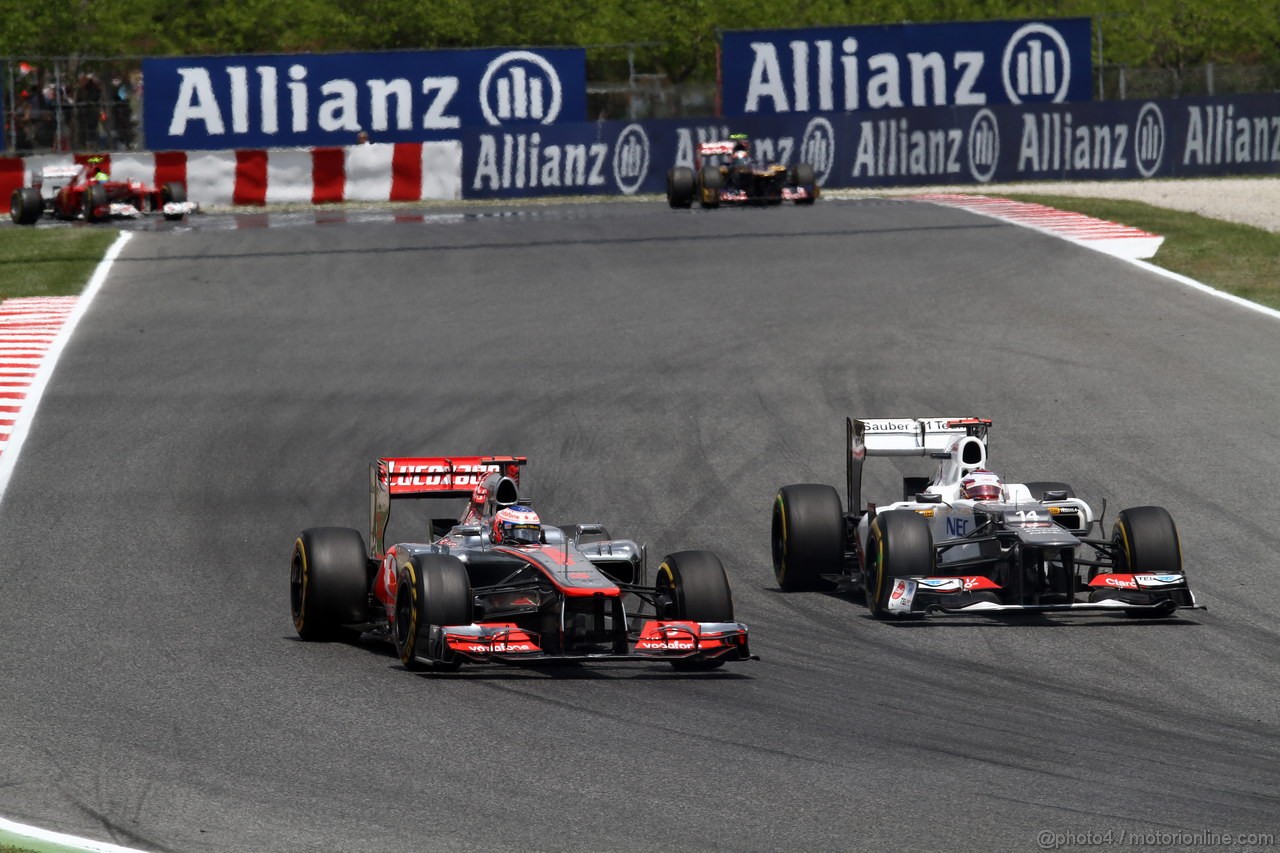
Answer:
[
  {"xmin": 0, "ymin": 230, "xmax": 132, "ymax": 505},
  {"xmin": 914, "ymin": 197, "xmax": 1280, "ymax": 322},
  {"xmin": 0, "ymin": 817, "xmax": 148, "ymax": 853}
]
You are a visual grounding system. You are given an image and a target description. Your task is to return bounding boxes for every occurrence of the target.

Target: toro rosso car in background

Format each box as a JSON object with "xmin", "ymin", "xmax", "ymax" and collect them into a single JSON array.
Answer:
[
  {"xmin": 9, "ymin": 157, "xmax": 194, "ymax": 225},
  {"xmin": 291, "ymin": 455, "xmax": 753, "ymax": 672},
  {"xmin": 667, "ymin": 135, "xmax": 817, "ymax": 209},
  {"xmin": 772, "ymin": 418, "xmax": 1201, "ymax": 618}
]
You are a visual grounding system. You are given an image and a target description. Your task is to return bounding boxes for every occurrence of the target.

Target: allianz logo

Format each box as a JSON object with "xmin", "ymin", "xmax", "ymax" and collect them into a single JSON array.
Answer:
[{"xmin": 480, "ymin": 50, "xmax": 565, "ymax": 125}]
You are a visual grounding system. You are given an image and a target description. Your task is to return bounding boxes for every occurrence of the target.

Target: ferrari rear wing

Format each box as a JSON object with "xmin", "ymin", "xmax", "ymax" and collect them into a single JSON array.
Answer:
[{"xmin": 846, "ymin": 418, "xmax": 991, "ymax": 510}]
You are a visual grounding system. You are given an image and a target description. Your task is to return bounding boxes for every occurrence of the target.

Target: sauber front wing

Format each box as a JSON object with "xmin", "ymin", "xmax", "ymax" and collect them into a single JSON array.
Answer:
[{"xmin": 885, "ymin": 573, "xmax": 1202, "ymax": 617}]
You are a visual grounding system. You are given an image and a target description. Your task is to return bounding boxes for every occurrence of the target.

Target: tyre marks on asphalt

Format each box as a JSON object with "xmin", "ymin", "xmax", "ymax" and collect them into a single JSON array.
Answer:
[
  {"xmin": 912, "ymin": 193, "xmax": 1165, "ymax": 259},
  {"xmin": 0, "ymin": 296, "xmax": 76, "ymax": 453}
]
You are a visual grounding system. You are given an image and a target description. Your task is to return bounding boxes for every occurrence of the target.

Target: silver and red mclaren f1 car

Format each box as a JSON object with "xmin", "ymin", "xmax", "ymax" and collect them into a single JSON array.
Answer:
[
  {"xmin": 772, "ymin": 417, "xmax": 1202, "ymax": 618},
  {"xmin": 291, "ymin": 455, "xmax": 753, "ymax": 671}
]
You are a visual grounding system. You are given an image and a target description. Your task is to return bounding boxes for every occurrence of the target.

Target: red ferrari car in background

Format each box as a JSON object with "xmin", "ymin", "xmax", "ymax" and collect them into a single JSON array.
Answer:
[{"xmin": 9, "ymin": 157, "xmax": 194, "ymax": 225}]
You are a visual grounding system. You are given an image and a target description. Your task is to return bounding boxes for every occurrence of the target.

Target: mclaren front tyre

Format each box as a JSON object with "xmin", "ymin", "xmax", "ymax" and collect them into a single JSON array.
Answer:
[
  {"xmin": 656, "ymin": 550, "xmax": 734, "ymax": 670},
  {"xmin": 393, "ymin": 553, "xmax": 472, "ymax": 672}
]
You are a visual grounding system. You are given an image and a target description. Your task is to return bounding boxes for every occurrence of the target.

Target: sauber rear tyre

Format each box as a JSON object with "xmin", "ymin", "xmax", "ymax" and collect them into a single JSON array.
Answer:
[
  {"xmin": 791, "ymin": 163, "xmax": 817, "ymax": 205},
  {"xmin": 698, "ymin": 165, "xmax": 723, "ymax": 208},
  {"xmin": 83, "ymin": 183, "xmax": 108, "ymax": 222},
  {"xmin": 290, "ymin": 527, "xmax": 370, "ymax": 641},
  {"xmin": 772, "ymin": 484, "xmax": 843, "ymax": 591},
  {"xmin": 10, "ymin": 187, "xmax": 43, "ymax": 225},
  {"xmin": 161, "ymin": 182, "xmax": 187, "ymax": 220},
  {"xmin": 1107, "ymin": 506, "xmax": 1183, "ymax": 618},
  {"xmin": 666, "ymin": 167, "xmax": 694, "ymax": 208},
  {"xmin": 394, "ymin": 554, "xmax": 472, "ymax": 672},
  {"xmin": 865, "ymin": 510, "xmax": 934, "ymax": 619},
  {"xmin": 656, "ymin": 550, "xmax": 734, "ymax": 671}
]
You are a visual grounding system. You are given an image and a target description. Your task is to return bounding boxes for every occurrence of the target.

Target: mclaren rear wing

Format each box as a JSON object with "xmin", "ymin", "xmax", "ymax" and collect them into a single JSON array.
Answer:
[
  {"xmin": 369, "ymin": 455, "xmax": 526, "ymax": 557},
  {"xmin": 846, "ymin": 418, "xmax": 990, "ymax": 510}
]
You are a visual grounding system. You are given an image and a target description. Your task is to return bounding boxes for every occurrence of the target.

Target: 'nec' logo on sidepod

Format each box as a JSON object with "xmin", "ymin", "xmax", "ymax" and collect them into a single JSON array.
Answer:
[
  {"xmin": 1001, "ymin": 23, "xmax": 1072, "ymax": 104},
  {"xmin": 480, "ymin": 50, "xmax": 564, "ymax": 125}
]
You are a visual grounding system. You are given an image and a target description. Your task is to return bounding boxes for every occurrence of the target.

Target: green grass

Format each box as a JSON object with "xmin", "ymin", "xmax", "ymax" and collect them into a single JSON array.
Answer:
[
  {"xmin": 997, "ymin": 194, "xmax": 1280, "ymax": 309},
  {"xmin": 0, "ymin": 228, "xmax": 117, "ymax": 302}
]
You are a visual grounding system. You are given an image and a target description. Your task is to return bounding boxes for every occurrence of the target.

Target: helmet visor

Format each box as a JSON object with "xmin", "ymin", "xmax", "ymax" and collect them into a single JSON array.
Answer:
[{"xmin": 504, "ymin": 523, "xmax": 541, "ymax": 545}]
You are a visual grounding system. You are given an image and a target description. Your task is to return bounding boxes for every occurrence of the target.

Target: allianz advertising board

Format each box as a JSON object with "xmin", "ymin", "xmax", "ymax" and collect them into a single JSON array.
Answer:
[
  {"xmin": 142, "ymin": 48, "xmax": 586, "ymax": 151},
  {"xmin": 460, "ymin": 94, "xmax": 1280, "ymax": 198},
  {"xmin": 720, "ymin": 18, "xmax": 1092, "ymax": 117}
]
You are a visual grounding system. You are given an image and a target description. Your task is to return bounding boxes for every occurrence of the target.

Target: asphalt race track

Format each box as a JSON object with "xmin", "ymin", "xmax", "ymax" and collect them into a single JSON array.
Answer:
[{"xmin": 1, "ymin": 199, "xmax": 1278, "ymax": 853}]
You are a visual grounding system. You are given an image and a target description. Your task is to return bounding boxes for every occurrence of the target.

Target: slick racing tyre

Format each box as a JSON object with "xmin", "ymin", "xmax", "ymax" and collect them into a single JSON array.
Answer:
[
  {"xmin": 698, "ymin": 165, "xmax": 723, "ymax": 208},
  {"xmin": 394, "ymin": 554, "xmax": 472, "ymax": 672},
  {"xmin": 1103, "ymin": 506, "xmax": 1183, "ymax": 618},
  {"xmin": 82, "ymin": 183, "xmax": 108, "ymax": 222},
  {"xmin": 161, "ymin": 182, "xmax": 187, "ymax": 220},
  {"xmin": 9, "ymin": 187, "xmax": 43, "ymax": 225},
  {"xmin": 772, "ymin": 484, "xmax": 843, "ymax": 591},
  {"xmin": 791, "ymin": 163, "xmax": 817, "ymax": 205},
  {"xmin": 865, "ymin": 510, "xmax": 934, "ymax": 619},
  {"xmin": 656, "ymin": 550, "xmax": 734, "ymax": 670},
  {"xmin": 291, "ymin": 527, "xmax": 370, "ymax": 641},
  {"xmin": 666, "ymin": 167, "xmax": 694, "ymax": 208}
]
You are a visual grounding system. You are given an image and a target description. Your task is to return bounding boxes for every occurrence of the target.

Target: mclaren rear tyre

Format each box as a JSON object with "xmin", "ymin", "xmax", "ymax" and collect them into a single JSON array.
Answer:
[
  {"xmin": 10, "ymin": 187, "xmax": 43, "ymax": 225},
  {"xmin": 791, "ymin": 163, "xmax": 817, "ymax": 205},
  {"xmin": 666, "ymin": 167, "xmax": 694, "ymax": 209},
  {"xmin": 161, "ymin": 181, "xmax": 188, "ymax": 220},
  {"xmin": 82, "ymin": 183, "xmax": 108, "ymax": 222},
  {"xmin": 1106, "ymin": 506, "xmax": 1183, "ymax": 618},
  {"xmin": 772, "ymin": 483, "xmax": 843, "ymax": 591},
  {"xmin": 394, "ymin": 554, "xmax": 472, "ymax": 672},
  {"xmin": 290, "ymin": 527, "xmax": 370, "ymax": 641},
  {"xmin": 698, "ymin": 165, "xmax": 723, "ymax": 208},
  {"xmin": 865, "ymin": 510, "xmax": 935, "ymax": 619},
  {"xmin": 657, "ymin": 550, "xmax": 734, "ymax": 671}
]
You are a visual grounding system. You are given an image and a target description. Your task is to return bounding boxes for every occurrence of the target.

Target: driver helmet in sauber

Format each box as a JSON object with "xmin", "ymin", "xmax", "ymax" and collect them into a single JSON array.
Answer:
[
  {"xmin": 960, "ymin": 469, "xmax": 1003, "ymax": 502},
  {"xmin": 492, "ymin": 505, "xmax": 542, "ymax": 545}
]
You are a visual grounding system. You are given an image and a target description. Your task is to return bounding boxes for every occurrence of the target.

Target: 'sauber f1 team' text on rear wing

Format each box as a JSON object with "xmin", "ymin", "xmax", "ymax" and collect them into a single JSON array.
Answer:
[{"xmin": 846, "ymin": 417, "xmax": 991, "ymax": 510}]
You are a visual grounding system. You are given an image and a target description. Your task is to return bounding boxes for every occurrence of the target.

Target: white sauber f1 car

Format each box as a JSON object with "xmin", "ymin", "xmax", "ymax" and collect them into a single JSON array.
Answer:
[{"xmin": 772, "ymin": 417, "xmax": 1202, "ymax": 618}]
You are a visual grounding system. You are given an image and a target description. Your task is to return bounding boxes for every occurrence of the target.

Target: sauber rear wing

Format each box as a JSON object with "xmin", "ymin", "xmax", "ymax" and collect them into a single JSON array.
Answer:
[
  {"xmin": 369, "ymin": 455, "xmax": 526, "ymax": 557},
  {"xmin": 846, "ymin": 418, "xmax": 990, "ymax": 511}
]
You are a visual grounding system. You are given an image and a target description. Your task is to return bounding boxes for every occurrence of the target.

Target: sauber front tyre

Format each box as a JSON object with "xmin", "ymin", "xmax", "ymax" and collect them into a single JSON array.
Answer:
[{"xmin": 866, "ymin": 510, "xmax": 934, "ymax": 618}]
